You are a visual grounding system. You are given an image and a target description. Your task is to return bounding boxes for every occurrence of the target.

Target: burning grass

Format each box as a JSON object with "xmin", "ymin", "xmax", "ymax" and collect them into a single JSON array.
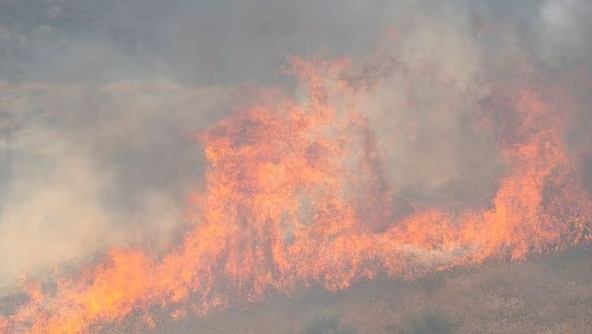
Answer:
[
  {"xmin": 140, "ymin": 247, "xmax": 592, "ymax": 334},
  {"xmin": 1, "ymin": 55, "xmax": 592, "ymax": 333},
  {"xmin": 1, "ymin": 3, "xmax": 592, "ymax": 332}
]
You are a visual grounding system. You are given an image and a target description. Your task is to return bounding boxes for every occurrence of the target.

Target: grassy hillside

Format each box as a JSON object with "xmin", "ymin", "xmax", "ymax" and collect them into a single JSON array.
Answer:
[{"xmin": 140, "ymin": 248, "xmax": 592, "ymax": 334}]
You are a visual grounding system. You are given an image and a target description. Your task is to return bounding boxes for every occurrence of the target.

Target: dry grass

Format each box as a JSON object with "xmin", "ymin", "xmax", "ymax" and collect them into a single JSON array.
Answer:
[{"xmin": 142, "ymin": 247, "xmax": 592, "ymax": 334}]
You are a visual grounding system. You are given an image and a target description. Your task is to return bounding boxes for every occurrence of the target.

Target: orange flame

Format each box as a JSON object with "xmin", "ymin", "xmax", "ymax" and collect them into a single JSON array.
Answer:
[{"xmin": 1, "ymin": 56, "xmax": 590, "ymax": 334}]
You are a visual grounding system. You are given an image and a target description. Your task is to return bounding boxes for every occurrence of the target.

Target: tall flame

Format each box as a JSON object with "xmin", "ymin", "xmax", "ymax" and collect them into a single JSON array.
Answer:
[{"xmin": 1, "ymin": 56, "xmax": 590, "ymax": 334}]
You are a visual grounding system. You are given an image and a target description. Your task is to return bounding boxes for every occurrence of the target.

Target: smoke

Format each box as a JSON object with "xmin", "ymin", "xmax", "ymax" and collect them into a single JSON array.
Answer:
[
  {"xmin": 538, "ymin": 0, "xmax": 592, "ymax": 192},
  {"xmin": 0, "ymin": 0, "xmax": 591, "ymax": 292},
  {"xmin": 357, "ymin": 2, "xmax": 501, "ymax": 210},
  {"xmin": 0, "ymin": 80, "xmax": 234, "ymax": 288},
  {"xmin": 539, "ymin": 0, "xmax": 592, "ymax": 64}
]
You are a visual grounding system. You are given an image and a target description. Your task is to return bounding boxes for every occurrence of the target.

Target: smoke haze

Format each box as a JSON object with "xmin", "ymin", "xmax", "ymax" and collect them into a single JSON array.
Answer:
[{"xmin": 0, "ymin": 0, "xmax": 591, "ymax": 292}]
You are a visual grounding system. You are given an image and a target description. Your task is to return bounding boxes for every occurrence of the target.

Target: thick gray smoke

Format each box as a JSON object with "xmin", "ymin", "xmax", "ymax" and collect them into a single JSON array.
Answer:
[{"xmin": 0, "ymin": 0, "xmax": 590, "ymax": 291}]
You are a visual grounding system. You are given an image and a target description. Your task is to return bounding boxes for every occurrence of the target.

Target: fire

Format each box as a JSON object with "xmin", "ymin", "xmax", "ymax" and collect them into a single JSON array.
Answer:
[{"xmin": 1, "ymin": 55, "xmax": 590, "ymax": 334}]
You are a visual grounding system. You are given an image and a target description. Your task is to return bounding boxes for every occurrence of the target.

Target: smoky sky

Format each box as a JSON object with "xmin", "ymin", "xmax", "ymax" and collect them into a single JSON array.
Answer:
[
  {"xmin": 0, "ymin": 0, "xmax": 591, "ymax": 290},
  {"xmin": 1, "ymin": 0, "xmax": 592, "ymax": 83}
]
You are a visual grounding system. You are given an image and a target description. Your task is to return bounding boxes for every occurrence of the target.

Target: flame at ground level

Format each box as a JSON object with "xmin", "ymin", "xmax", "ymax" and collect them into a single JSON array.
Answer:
[{"xmin": 1, "ymin": 56, "xmax": 591, "ymax": 334}]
